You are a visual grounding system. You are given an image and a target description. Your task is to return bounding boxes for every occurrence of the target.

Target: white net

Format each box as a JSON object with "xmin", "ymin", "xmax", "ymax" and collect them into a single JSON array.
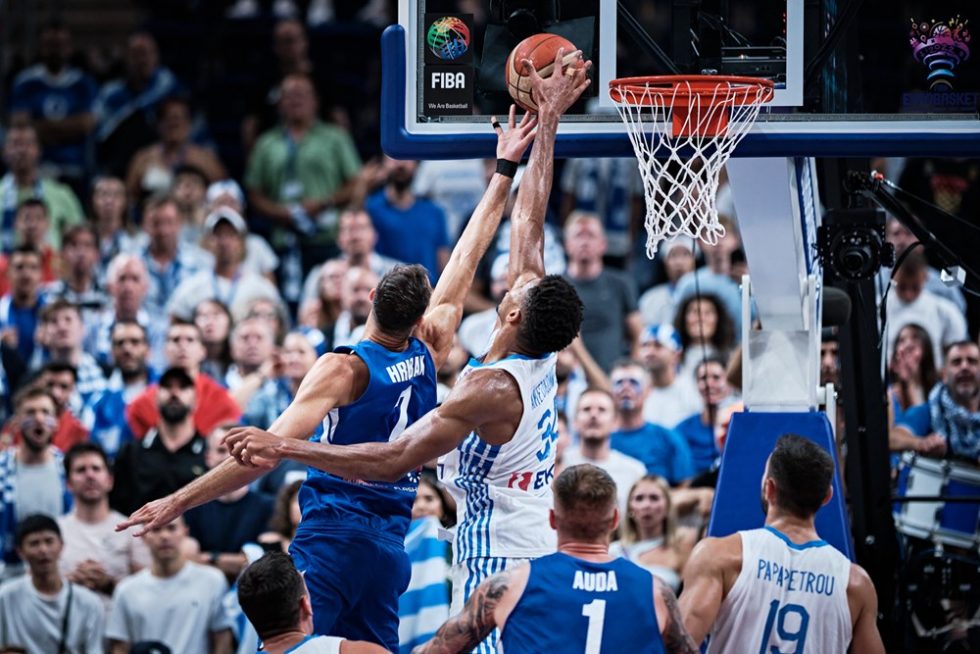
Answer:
[{"xmin": 610, "ymin": 78, "xmax": 772, "ymax": 258}]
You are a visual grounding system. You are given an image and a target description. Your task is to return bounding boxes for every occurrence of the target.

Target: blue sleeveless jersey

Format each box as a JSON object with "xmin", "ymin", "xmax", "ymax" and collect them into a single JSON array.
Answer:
[
  {"xmin": 299, "ymin": 337, "xmax": 437, "ymax": 542},
  {"xmin": 501, "ymin": 553, "xmax": 665, "ymax": 654}
]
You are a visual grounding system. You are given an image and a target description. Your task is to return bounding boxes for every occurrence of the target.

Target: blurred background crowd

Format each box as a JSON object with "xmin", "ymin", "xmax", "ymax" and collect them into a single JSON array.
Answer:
[{"xmin": 0, "ymin": 1, "xmax": 977, "ymax": 653}]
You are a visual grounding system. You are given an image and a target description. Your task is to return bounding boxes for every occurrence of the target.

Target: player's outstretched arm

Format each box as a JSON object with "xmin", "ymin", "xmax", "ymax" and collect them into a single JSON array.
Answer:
[
  {"xmin": 654, "ymin": 579, "xmax": 700, "ymax": 654},
  {"xmin": 117, "ymin": 353, "xmax": 362, "ymax": 536},
  {"xmin": 227, "ymin": 367, "xmax": 520, "ymax": 483},
  {"xmin": 418, "ymin": 109, "xmax": 537, "ymax": 368},
  {"xmin": 412, "ymin": 566, "xmax": 525, "ymax": 654},
  {"xmin": 677, "ymin": 536, "xmax": 734, "ymax": 646},
  {"xmin": 847, "ymin": 564, "xmax": 885, "ymax": 653},
  {"xmin": 507, "ymin": 49, "xmax": 591, "ymax": 289}
]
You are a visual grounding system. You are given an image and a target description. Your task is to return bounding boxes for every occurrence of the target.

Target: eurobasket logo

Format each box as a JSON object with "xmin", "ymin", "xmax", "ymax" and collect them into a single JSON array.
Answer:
[
  {"xmin": 427, "ymin": 16, "xmax": 471, "ymax": 61},
  {"xmin": 905, "ymin": 15, "xmax": 975, "ymax": 112}
]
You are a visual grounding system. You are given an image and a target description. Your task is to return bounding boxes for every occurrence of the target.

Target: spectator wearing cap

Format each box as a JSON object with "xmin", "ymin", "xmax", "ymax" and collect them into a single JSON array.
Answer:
[
  {"xmin": 458, "ymin": 253, "xmax": 508, "ymax": 357},
  {"xmin": 674, "ymin": 355, "xmax": 735, "ymax": 475},
  {"xmin": 206, "ymin": 179, "xmax": 280, "ymax": 280},
  {"xmin": 138, "ymin": 194, "xmax": 212, "ymax": 321},
  {"xmin": 110, "ymin": 367, "xmax": 208, "ymax": 516},
  {"xmin": 87, "ymin": 321, "xmax": 154, "ymax": 460},
  {"xmin": 94, "ymin": 31, "xmax": 182, "ymax": 177},
  {"xmin": 609, "ymin": 360, "xmax": 694, "ymax": 485},
  {"xmin": 0, "ymin": 386, "xmax": 71, "ymax": 578},
  {"xmin": 33, "ymin": 300, "xmax": 106, "ymax": 417},
  {"xmin": 0, "ymin": 124, "xmax": 84, "ymax": 251},
  {"xmin": 563, "ymin": 211, "xmax": 643, "ymax": 372},
  {"xmin": 124, "ymin": 321, "xmax": 241, "ymax": 443},
  {"xmin": 243, "ymin": 328, "xmax": 324, "ymax": 431},
  {"xmin": 0, "ymin": 514, "xmax": 104, "ymax": 653},
  {"xmin": 638, "ymin": 237, "xmax": 696, "ymax": 329},
  {"xmin": 300, "ymin": 207, "xmax": 401, "ymax": 305},
  {"xmin": 167, "ymin": 207, "xmax": 283, "ymax": 322},
  {"xmin": 639, "ymin": 324, "xmax": 702, "ymax": 428}
]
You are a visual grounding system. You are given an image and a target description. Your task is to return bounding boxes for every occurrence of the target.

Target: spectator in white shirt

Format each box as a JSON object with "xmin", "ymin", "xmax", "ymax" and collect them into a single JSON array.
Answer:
[{"xmin": 639, "ymin": 324, "xmax": 702, "ymax": 428}]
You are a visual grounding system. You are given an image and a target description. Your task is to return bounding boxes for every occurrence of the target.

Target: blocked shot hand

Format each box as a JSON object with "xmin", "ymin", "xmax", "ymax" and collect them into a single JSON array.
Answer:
[
  {"xmin": 525, "ymin": 48, "xmax": 592, "ymax": 120},
  {"xmin": 493, "ymin": 104, "xmax": 538, "ymax": 162}
]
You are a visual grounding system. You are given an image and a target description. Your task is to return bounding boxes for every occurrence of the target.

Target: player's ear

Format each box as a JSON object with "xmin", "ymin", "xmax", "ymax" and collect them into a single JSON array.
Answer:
[
  {"xmin": 368, "ymin": 287, "xmax": 377, "ymax": 302},
  {"xmin": 548, "ymin": 508, "xmax": 557, "ymax": 531},
  {"xmin": 610, "ymin": 507, "xmax": 620, "ymax": 533},
  {"xmin": 821, "ymin": 484, "xmax": 833, "ymax": 508},
  {"xmin": 300, "ymin": 592, "xmax": 313, "ymax": 620}
]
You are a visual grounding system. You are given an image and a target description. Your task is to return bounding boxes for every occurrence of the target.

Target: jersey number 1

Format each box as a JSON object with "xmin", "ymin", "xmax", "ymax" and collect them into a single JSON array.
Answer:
[
  {"xmin": 581, "ymin": 599, "xmax": 606, "ymax": 654},
  {"xmin": 388, "ymin": 387, "xmax": 413, "ymax": 442}
]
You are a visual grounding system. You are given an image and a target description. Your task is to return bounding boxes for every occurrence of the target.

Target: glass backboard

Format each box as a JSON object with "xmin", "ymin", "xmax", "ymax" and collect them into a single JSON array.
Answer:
[{"xmin": 384, "ymin": 0, "xmax": 980, "ymax": 158}]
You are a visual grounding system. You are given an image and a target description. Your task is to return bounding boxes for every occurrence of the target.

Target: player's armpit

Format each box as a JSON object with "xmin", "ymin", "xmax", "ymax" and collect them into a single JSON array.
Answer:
[
  {"xmin": 847, "ymin": 564, "xmax": 885, "ymax": 654},
  {"xmin": 677, "ymin": 537, "xmax": 733, "ymax": 646},
  {"xmin": 655, "ymin": 581, "xmax": 700, "ymax": 654},
  {"xmin": 414, "ymin": 569, "xmax": 514, "ymax": 654}
]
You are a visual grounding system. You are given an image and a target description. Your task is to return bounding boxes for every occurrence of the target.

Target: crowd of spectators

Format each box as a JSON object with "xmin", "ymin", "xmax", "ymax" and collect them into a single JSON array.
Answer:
[{"xmin": 0, "ymin": 4, "xmax": 978, "ymax": 654}]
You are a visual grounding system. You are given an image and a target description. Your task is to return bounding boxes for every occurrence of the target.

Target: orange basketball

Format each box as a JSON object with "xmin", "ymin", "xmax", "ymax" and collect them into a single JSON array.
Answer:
[{"xmin": 505, "ymin": 33, "xmax": 580, "ymax": 112}]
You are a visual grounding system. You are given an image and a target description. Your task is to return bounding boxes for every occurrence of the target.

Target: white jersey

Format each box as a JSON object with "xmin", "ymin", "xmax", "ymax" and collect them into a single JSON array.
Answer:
[
  {"xmin": 439, "ymin": 353, "xmax": 558, "ymax": 563},
  {"xmin": 708, "ymin": 527, "xmax": 853, "ymax": 654},
  {"xmin": 288, "ymin": 634, "xmax": 345, "ymax": 653}
]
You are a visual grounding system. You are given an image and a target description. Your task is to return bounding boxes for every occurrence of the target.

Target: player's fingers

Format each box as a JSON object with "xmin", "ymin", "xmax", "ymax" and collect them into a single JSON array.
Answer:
[
  {"xmin": 552, "ymin": 47, "xmax": 565, "ymax": 70},
  {"xmin": 518, "ymin": 109, "xmax": 533, "ymax": 127},
  {"xmin": 525, "ymin": 59, "xmax": 542, "ymax": 82},
  {"xmin": 508, "ymin": 103, "xmax": 517, "ymax": 128},
  {"xmin": 490, "ymin": 115, "xmax": 503, "ymax": 134}
]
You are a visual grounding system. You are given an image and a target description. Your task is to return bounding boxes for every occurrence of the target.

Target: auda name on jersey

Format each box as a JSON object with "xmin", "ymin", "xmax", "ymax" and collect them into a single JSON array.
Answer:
[
  {"xmin": 572, "ymin": 570, "xmax": 619, "ymax": 592},
  {"xmin": 386, "ymin": 356, "xmax": 426, "ymax": 383}
]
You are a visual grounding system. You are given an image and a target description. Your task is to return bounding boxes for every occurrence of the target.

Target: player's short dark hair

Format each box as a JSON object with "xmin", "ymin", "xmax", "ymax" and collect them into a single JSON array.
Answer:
[
  {"xmin": 767, "ymin": 434, "xmax": 835, "ymax": 519},
  {"xmin": 373, "ymin": 264, "xmax": 431, "ymax": 336},
  {"xmin": 64, "ymin": 442, "xmax": 110, "ymax": 477},
  {"xmin": 518, "ymin": 275, "xmax": 583, "ymax": 355},
  {"xmin": 553, "ymin": 464, "xmax": 618, "ymax": 541},
  {"xmin": 238, "ymin": 552, "xmax": 306, "ymax": 639},
  {"xmin": 15, "ymin": 514, "xmax": 61, "ymax": 547}
]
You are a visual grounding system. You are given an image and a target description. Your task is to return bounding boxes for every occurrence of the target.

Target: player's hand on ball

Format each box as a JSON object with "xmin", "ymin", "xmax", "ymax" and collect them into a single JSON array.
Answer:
[
  {"xmin": 526, "ymin": 48, "xmax": 592, "ymax": 118},
  {"xmin": 224, "ymin": 426, "xmax": 282, "ymax": 468},
  {"xmin": 493, "ymin": 104, "xmax": 537, "ymax": 162}
]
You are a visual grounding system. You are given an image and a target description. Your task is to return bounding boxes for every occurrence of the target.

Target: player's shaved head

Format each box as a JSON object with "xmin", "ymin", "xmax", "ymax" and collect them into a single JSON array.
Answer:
[{"xmin": 553, "ymin": 464, "xmax": 618, "ymax": 542}]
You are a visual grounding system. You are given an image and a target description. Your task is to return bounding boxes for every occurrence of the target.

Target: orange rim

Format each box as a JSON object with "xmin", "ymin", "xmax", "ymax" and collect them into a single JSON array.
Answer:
[{"xmin": 609, "ymin": 75, "xmax": 775, "ymax": 107}]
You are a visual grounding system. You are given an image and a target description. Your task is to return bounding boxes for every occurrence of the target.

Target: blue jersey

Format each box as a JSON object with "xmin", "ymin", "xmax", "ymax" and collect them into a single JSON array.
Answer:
[
  {"xmin": 501, "ymin": 553, "xmax": 665, "ymax": 654},
  {"xmin": 299, "ymin": 337, "xmax": 437, "ymax": 542}
]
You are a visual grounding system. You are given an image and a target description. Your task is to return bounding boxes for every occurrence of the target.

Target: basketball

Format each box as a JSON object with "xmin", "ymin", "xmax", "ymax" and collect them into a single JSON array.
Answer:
[{"xmin": 505, "ymin": 33, "xmax": 581, "ymax": 112}]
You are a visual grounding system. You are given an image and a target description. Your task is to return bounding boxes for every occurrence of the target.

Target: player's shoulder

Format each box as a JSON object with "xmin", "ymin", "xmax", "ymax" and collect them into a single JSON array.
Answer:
[
  {"xmin": 687, "ymin": 532, "xmax": 743, "ymax": 573},
  {"xmin": 846, "ymin": 562, "xmax": 875, "ymax": 599}
]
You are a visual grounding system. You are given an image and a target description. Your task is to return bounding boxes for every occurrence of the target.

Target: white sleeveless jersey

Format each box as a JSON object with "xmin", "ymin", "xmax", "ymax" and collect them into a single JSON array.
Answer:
[
  {"xmin": 439, "ymin": 353, "xmax": 559, "ymax": 563},
  {"xmin": 708, "ymin": 527, "xmax": 853, "ymax": 654},
  {"xmin": 287, "ymin": 635, "xmax": 345, "ymax": 653}
]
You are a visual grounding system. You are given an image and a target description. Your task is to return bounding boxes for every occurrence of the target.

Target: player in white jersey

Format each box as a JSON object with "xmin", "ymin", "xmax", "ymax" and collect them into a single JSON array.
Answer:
[
  {"xmin": 237, "ymin": 551, "xmax": 387, "ymax": 654},
  {"xmin": 222, "ymin": 48, "xmax": 591, "ymax": 654},
  {"xmin": 679, "ymin": 434, "xmax": 884, "ymax": 653}
]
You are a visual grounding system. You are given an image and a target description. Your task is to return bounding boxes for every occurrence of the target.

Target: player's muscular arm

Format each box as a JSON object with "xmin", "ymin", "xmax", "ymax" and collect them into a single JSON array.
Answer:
[
  {"xmin": 270, "ymin": 369, "xmax": 522, "ymax": 483},
  {"xmin": 847, "ymin": 564, "xmax": 886, "ymax": 653},
  {"xmin": 508, "ymin": 49, "xmax": 591, "ymax": 288},
  {"xmin": 413, "ymin": 568, "xmax": 518, "ymax": 654},
  {"xmin": 655, "ymin": 580, "xmax": 700, "ymax": 654},
  {"xmin": 419, "ymin": 109, "xmax": 537, "ymax": 367},
  {"xmin": 117, "ymin": 354, "xmax": 365, "ymax": 536},
  {"xmin": 678, "ymin": 535, "xmax": 741, "ymax": 645}
]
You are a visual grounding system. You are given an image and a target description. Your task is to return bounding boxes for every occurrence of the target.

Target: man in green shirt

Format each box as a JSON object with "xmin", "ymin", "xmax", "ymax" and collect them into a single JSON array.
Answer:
[
  {"xmin": 244, "ymin": 73, "xmax": 361, "ymax": 301},
  {"xmin": 1, "ymin": 124, "xmax": 84, "ymax": 250}
]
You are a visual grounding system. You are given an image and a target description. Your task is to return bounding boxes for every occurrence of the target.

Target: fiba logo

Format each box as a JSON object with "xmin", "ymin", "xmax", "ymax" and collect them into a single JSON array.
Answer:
[{"xmin": 427, "ymin": 16, "xmax": 470, "ymax": 61}]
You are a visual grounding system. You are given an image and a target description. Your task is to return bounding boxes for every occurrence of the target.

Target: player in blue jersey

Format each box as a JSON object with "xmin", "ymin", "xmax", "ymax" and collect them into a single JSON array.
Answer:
[
  {"xmin": 413, "ymin": 464, "xmax": 698, "ymax": 654},
  {"xmin": 223, "ymin": 49, "xmax": 592, "ymax": 654},
  {"xmin": 117, "ymin": 109, "xmax": 539, "ymax": 651}
]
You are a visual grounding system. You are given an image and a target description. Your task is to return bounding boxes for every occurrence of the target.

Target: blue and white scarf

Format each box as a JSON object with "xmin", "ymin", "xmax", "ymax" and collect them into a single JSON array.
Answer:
[{"xmin": 929, "ymin": 383, "xmax": 980, "ymax": 461}]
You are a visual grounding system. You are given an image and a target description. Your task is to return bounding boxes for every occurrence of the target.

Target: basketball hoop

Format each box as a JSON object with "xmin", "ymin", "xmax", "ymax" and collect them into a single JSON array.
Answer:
[{"xmin": 609, "ymin": 75, "xmax": 774, "ymax": 257}]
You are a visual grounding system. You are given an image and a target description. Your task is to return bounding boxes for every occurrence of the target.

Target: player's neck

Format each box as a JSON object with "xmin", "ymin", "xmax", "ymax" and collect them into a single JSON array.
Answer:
[
  {"xmin": 363, "ymin": 318, "xmax": 410, "ymax": 352},
  {"xmin": 259, "ymin": 630, "xmax": 309, "ymax": 654},
  {"xmin": 765, "ymin": 512, "xmax": 820, "ymax": 543},
  {"xmin": 559, "ymin": 541, "xmax": 612, "ymax": 562}
]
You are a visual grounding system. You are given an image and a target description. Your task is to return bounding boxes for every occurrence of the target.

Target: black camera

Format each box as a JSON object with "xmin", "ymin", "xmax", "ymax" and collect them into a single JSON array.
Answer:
[{"xmin": 818, "ymin": 209, "xmax": 896, "ymax": 281}]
